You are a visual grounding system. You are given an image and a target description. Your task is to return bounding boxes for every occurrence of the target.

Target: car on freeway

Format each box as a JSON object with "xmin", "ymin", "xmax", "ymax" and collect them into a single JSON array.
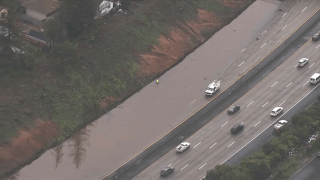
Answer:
[
  {"xmin": 231, "ymin": 124, "xmax": 244, "ymax": 134},
  {"xmin": 228, "ymin": 105, "xmax": 240, "ymax": 114},
  {"xmin": 274, "ymin": 120, "xmax": 287, "ymax": 130},
  {"xmin": 160, "ymin": 166, "xmax": 174, "ymax": 177},
  {"xmin": 312, "ymin": 31, "xmax": 320, "ymax": 41},
  {"xmin": 270, "ymin": 107, "xmax": 283, "ymax": 117},
  {"xmin": 297, "ymin": 58, "xmax": 309, "ymax": 67},
  {"xmin": 317, "ymin": 151, "xmax": 320, "ymax": 157},
  {"xmin": 176, "ymin": 142, "xmax": 190, "ymax": 153}
]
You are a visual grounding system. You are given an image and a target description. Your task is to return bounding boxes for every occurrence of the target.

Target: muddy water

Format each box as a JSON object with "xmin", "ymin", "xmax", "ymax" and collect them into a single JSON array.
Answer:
[{"xmin": 15, "ymin": 1, "xmax": 279, "ymax": 179}]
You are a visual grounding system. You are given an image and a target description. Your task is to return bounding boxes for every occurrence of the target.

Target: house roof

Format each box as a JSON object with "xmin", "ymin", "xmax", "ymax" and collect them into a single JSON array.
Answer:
[
  {"xmin": 20, "ymin": 0, "xmax": 60, "ymax": 15},
  {"xmin": 27, "ymin": 29, "xmax": 46, "ymax": 43}
]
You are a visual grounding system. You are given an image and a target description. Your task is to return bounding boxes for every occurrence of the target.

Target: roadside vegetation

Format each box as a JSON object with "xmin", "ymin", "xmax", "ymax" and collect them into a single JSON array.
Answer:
[
  {"xmin": 0, "ymin": 0, "xmax": 253, "ymax": 177},
  {"xmin": 204, "ymin": 97, "xmax": 320, "ymax": 180}
]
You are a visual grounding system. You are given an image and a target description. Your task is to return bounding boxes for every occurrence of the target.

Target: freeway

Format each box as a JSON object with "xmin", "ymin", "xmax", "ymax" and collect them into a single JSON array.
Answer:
[
  {"xmin": 132, "ymin": 15, "xmax": 320, "ymax": 180},
  {"xmin": 290, "ymin": 156, "xmax": 320, "ymax": 180}
]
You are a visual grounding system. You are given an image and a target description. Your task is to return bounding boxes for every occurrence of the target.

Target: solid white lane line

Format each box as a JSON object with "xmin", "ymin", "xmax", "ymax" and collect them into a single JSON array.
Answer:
[
  {"xmin": 228, "ymin": 141, "xmax": 235, "ymax": 147},
  {"xmin": 309, "ymin": 63, "xmax": 315, "ymax": 68},
  {"xmin": 180, "ymin": 164, "xmax": 188, "ymax": 171},
  {"xmin": 301, "ymin": 7, "xmax": 307, "ymax": 12},
  {"xmin": 262, "ymin": 102, "xmax": 269, "ymax": 107},
  {"xmin": 199, "ymin": 163, "xmax": 207, "ymax": 170},
  {"xmin": 286, "ymin": 82, "xmax": 292, "ymax": 87},
  {"xmin": 303, "ymin": 81, "xmax": 309, "ymax": 86},
  {"xmin": 316, "ymin": 44, "xmax": 320, "ymax": 49},
  {"xmin": 279, "ymin": 100, "xmax": 286, "ymax": 106},
  {"xmin": 261, "ymin": 43, "xmax": 267, "ymax": 48},
  {"xmin": 294, "ymin": 64, "xmax": 298, "ymax": 68},
  {"xmin": 282, "ymin": 25, "xmax": 287, "ymax": 30},
  {"xmin": 221, "ymin": 84, "xmax": 320, "ymax": 165},
  {"xmin": 209, "ymin": 143, "xmax": 217, "ymax": 149},
  {"xmin": 247, "ymin": 101, "xmax": 254, "ymax": 107},
  {"xmin": 193, "ymin": 142, "xmax": 201, "ymax": 148},
  {"xmin": 221, "ymin": 121, "xmax": 228, "ymax": 127},
  {"xmin": 189, "ymin": 99, "xmax": 196, "ymax": 105},
  {"xmin": 240, "ymin": 48, "xmax": 246, "ymax": 53},
  {"xmin": 282, "ymin": 12, "xmax": 287, "ymax": 17},
  {"xmin": 271, "ymin": 81, "xmax": 278, "ymax": 87},
  {"xmin": 238, "ymin": 61, "xmax": 245, "ymax": 66},
  {"xmin": 261, "ymin": 30, "xmax": 267, "ymax": 35},
  {"xmin": 254, "ymin": 121, "xmax": 261, "ymax": 127}
]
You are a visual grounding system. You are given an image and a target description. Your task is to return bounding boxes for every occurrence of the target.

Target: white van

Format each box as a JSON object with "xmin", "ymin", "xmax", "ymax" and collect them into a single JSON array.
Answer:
[{"xmin": 309, "ymin": 73, "xmax": 320, "ymax": 84}]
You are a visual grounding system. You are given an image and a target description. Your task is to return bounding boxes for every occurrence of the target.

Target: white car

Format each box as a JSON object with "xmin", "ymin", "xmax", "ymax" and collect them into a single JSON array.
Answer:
[
  {"xmin": 205, "ymin": 80, "xmax": 220, "ymax": 96},
  {"xmin": 297, "ymin": 58, "xmax": 309, "ymax": 67},
  {"xmin": 270, "ymin": 107, "xmax": 283, "ymax": 117},
  {"xmin": 274, "ymin": 120, "xmax": 287, "ymax": 129},
  {"xmin": 176, "ymin": 142, "xmax": 190, "ymax": 153}
]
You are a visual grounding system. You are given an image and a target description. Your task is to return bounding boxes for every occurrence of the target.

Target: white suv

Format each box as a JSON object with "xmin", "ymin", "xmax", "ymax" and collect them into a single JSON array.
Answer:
[{"xmin": 270, "ymin": 107, "xmax": 283, "ymax": 117}]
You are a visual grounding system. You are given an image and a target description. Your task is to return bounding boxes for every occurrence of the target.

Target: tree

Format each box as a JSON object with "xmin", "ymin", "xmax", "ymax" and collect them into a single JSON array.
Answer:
[
  {"xmin": 2, "ymin": 0, "xmax": 20, "ymax": 43},
  {"xmin": 60, "ymin": 0, "xmax": 96, "ymax": 37}
]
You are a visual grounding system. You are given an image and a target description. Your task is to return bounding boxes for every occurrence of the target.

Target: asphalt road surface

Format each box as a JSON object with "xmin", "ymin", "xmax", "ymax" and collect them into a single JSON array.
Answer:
[
  {"xmin": 290, "ymin": 157, "xmax": 320, "ymax": 180},
  {"xmin": 131, "ymin": 17, "xmax": 320, "ymax": 180}
]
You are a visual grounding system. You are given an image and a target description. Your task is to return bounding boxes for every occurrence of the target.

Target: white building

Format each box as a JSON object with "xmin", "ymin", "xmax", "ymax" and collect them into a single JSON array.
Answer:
[{"xmin": 19, "ymin": 0, "xmax": 61, "ymax": 25}]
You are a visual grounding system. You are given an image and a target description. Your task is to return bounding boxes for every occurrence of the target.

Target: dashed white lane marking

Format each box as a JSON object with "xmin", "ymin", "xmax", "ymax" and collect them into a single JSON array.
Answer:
[
  {"xmin": 240, "ymin": 48, "xmax": 246, "ymax": 53},
  {"xmin": 209, "ymin": 143, "xmax": 217, "ymax": 149},
  {"xmin": 303, "ymin": 81, "xmax": 309, "ymax": 86},
  {"xmin": 168, "ymin": 163, "xmax": 172, "ymax": 167},
  {"xmin": 247, "ymin": 101, "xmax": 254, "ymax": 107},
  {"xmin": 316, "ymin": 44, "xmax": 320, "ymax": 49},
  {"xmin": 271, "ymin": 81, "xmax": 278, "ymax": 87},
  {"xmin": 309, "ymin": 63, "xmax": 315, "ymax": 68},
  {"xmin": 241, "ymin": 122, "xmax": 244, "ymax": 124},
  {"xmin": 221, "ymin": 84, "xmax": 320, "ymax": 165},
  {"xmin": 180, "ymin": 164, "xmax": 188, "ymax": 171},
  {"xmin": 254, "ymin": 121, "xmax": 261, "ymax": 127},
  {"xmin": 201, "ymin": 176, "xmax": 206, "ymax": 180},
  {"xmin": 262, "ymin": 102, "xmax": 269, "ymax": 107},
  {"xmin": 238, "ymin": 61, "xmax": 245, "ymax": 66},
  {"xmin": 261, "ymin": 30, "xmax": 267, "ymax": 35},
  {"xmin": 301, "ymin": 7, "xmax": 307, "ymax": 12},
  {"xmin": 294, "ymin": 64, "xmax": 298, "ymax": 68},
  {"xmin": 261, "ymin": 43, "xmax": 267, "ymax": 48},
  {"xmin": 227, "ymin": 141, "xmax": 235, "ymax": 147},
  {"xmin": 199, "ymin": 163, "xmax": 207, "ymax": 170},
  {"xmin": 193, "ymin": 142, "xmax": 201, "ymax": 148},
  {"xmin": 282, "ymin": 25, "xmax": 287, "ymax": 30},
  {"xmin": 279, "ymin": 100, "xmax": 286, "ymax": 106},
  {"xmin": 282, "ymin": 12, "xmax": 287, "ymax": 17},
  {"xmin": 189, "ymin": 99, "xmax": 196, "ymax": 105},
  {"xmin": 286, "ymin": 82, "xmax": 292, "ymax": 87},
  {"xmin": 221, "ymin": 121, "xmax": 228, "ymax": 127}
]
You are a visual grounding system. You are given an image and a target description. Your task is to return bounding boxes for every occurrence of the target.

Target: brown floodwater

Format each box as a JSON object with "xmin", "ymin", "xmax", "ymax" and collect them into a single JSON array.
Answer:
[{"xmin": 14, "ymin": 1, "xmax": 279, "ymax": 179}]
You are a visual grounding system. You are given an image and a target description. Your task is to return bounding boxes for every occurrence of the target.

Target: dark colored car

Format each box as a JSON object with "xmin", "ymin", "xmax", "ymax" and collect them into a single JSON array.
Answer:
[
  {"xmin": 160, "ymin": 166, "xmax": 174, "ymax": 177},
  {"xmin": 231, "ymin": 124, "xmax": 244, "ymax": 134},
  {"xmin": 228, "ymin": 105, "xmax": 240, "ymax": 114},
  {"xmin": 312, "ymin": 32, "xmax": 320, "ymax": 41}
]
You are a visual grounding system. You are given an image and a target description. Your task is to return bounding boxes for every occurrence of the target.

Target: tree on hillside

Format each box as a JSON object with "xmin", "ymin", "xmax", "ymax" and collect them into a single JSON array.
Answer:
[
  {"xmin": 1, "ymin": 0, "xmax": 20, "ymax": 43},
  {"xmin": 60, "ymin": 0, "xmax": 96, "ymax": 37}
]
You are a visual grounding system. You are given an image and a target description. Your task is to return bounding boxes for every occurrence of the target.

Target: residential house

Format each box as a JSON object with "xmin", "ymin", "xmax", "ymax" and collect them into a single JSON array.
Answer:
[{"xmin": 19, "ymin": 0, "xmax": 61, "ymax": 26}]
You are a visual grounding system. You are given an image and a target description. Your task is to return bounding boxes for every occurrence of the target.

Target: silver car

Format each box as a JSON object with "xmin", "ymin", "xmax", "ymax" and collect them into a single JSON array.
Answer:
[{"xmin": 297, "ymin": 58, "xmax": 309, "ymax": 67}]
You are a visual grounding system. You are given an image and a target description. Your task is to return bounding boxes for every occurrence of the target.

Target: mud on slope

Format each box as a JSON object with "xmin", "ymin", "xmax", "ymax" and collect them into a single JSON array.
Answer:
[{"xmin": 1, "ymin": 0, "xmax": 252, "ymax": 178}]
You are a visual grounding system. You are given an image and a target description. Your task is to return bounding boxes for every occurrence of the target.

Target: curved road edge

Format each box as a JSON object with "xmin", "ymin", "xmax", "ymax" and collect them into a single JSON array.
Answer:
[{"xmin": 101, "ymin": 7, "xmax": 320, "ymax": 180}]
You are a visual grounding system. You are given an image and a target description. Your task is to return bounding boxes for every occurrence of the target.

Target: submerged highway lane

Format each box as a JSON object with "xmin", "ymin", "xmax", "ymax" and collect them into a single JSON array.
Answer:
[{"xmin": 132, "ymin": 18, "xmax": 320, "ymax": 180}]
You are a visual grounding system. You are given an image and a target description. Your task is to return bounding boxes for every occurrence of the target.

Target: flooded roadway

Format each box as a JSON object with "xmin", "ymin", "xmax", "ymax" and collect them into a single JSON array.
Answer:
[{"xmin": 14, "ymin": 1, "xmax": 280, "ymax": 179}]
